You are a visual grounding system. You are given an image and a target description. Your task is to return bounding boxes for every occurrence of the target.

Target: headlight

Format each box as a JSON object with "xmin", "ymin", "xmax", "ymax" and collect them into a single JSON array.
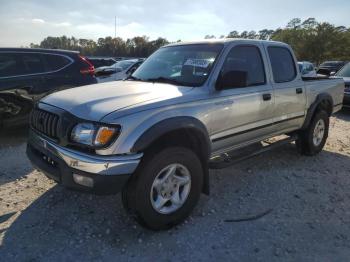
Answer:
[{"xmin": 71, "ymin": 123, "xmax": 120, "ymax": 148}]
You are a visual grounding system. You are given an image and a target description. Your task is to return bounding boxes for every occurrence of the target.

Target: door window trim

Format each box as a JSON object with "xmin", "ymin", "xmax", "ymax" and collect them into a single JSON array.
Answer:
[
  {"xmin": 267, "ymin": 46, "xmax": 297, "ymax": 83},
  {"xmin": 0, "ymin": 51, "xmax": 74, "ymax": 79},
  {"xmin": 220, "ymin": 44, "xmax": 267, "ymax": 89}
]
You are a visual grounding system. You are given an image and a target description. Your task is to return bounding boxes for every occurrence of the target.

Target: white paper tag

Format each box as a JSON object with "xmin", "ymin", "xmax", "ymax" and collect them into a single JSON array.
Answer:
[{"xmin": 184, "ymin": 58, "xmax": 211, "ymax": 68}]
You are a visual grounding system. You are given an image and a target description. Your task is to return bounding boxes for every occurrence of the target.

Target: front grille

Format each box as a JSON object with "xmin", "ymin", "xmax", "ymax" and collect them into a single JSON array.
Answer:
[{"xmin": 31, "ymin": 109, "xmax": 60, "ymax": 139}]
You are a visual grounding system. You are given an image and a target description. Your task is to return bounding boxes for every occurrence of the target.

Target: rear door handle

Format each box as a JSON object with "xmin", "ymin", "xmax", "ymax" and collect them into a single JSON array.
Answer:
[
  {"xmin": 296, "ymin": 88, "xmax": 303, "ymax": 94},
  {"xmin": 262, "ymin": 93, "xmax": 272, "ymax": 101}
]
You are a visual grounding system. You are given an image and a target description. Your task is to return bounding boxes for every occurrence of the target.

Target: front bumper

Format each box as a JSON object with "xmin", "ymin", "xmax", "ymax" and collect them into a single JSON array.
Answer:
[{"xmin": 26, "ymin": 129, "xmax": 142, "ymax": 194}]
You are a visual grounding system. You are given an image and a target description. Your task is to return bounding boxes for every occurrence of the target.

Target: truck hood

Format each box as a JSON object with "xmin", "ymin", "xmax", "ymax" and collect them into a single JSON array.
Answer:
[{"xmin": 41, "ymin": 81, "xmax": 192, "ymax": 121}]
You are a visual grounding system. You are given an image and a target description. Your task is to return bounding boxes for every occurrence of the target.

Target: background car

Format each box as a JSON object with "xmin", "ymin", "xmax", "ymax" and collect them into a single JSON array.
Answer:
[
  {"xmin": 0, "ymin": 48, "xmax": 97, "ymax": 128},
  {"xmin": 317, "ymin": 61, "xmax": 348, "ymax": 76},
  {"xmin": 298, "ymin": 61, "xmax": 317, "ymax": 77},
  {"xmin": 86, "ymin": 56, "xmax": 116, "ymax": 68},
  {"xmin": 334, "ymin": 62, "xmax": 350, "ymax": 107},
  {"xmin": 95, "ymin": 58, "xmax": 144, "ymax": 83}
]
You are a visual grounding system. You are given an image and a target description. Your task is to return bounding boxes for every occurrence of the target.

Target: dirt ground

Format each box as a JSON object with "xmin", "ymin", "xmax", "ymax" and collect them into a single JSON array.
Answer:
[{"xmin": 1, "ymin": 111, "xmax": 350, "ymax": 261}]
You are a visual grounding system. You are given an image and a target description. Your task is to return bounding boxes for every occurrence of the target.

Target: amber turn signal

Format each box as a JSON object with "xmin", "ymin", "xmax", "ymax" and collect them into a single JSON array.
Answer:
[{"xmin": 95, "ymin": 126, "xmax": 118, "ymax": 146}]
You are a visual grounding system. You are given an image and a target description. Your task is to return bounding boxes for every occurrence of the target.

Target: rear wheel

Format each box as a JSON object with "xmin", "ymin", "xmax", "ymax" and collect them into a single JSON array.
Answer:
[
  {"xmin": 296, "ymin": 110, "xmax": 329, "ymax": 155},
  {"xmin": 122, "ymin": 147, "xmax": 203, "ymax": 230}
]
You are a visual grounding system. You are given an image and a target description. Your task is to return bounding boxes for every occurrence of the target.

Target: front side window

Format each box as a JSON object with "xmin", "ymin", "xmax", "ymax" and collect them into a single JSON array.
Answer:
[
  {"xmin": 268, "ymin": 46, "xmax": 297, "ymax": 83},
  {"xmin": 221, "ymin": 45, "xmax": 266, "ymax": 88},
  {"xmin": 132, "ymin": 44, "xmax": 223, "ymax": 87}
]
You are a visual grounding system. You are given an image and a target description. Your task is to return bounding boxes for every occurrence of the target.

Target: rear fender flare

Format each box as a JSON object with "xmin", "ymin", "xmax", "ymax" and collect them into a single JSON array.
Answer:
[{"xmin": 302, "ymin": 93, "xmax": 333, "ymax": 130}]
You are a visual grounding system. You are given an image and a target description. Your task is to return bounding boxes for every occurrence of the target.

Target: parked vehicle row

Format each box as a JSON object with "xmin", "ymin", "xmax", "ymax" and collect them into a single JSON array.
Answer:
[
  {"xmin": 86, "ymin": 56, "xmax": 116, "ymax": 69},
  {"xmin": 298, "ymin": 60, "xmax": 350, "ymax": 107},
  {"xmin": 0, "ymin": 49, "xmax": 146, "ymax": 129},
  {"xmin": 26, "ymin": 39, "xmax": 344, "ymax": 230},
  {"xmin": 95, "ymin": 58, "xmax": 145, "ymax": 83},
  {"xmin": 0, "ymin": 48, "xmax": 97, "ymax": 128},
  {"xmin": 298, "ymin": 61, "xmax": 317, "ymax": 77},
  {"xmin": 335, "ymin": 62, "xmax": 350, "ymax": 107},
  {"xmin": 317, "ymin": 61, "xmax": 348, "ymax": 76}
]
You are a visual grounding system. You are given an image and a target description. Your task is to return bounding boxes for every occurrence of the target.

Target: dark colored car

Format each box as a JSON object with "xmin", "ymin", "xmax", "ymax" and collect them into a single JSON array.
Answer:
[
  {"xmin": 335, "ymin": 62, "xmax": 350, "ymax": 107},
  {"xmin": 317, "ymin": 61, "xmax": 348, "ymax": 76},
  {"xmin": 0, "ymin": 48, "xmax": 97, "ymax": 128},
  {"xmin": 86, "ymin": 56, "xmax": 116, "ymax": 69}
]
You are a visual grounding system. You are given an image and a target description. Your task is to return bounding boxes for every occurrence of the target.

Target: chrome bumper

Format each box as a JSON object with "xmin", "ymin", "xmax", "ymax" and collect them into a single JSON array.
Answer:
[{"xmin": 28, "ymin": 129, "xmax": 142, "ymax": 176}]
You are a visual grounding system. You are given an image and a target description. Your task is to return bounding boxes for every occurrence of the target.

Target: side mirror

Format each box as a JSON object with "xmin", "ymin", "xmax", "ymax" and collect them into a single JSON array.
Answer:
[{"xmin": 216, "ymin": 70, "xmax": 247, "ymax": 90}]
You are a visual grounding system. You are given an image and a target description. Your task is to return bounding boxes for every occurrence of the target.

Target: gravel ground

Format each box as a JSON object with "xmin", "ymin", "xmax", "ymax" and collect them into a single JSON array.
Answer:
[{"xmin": 1, "ymin": 111, "xmax": 350, "ymax": 261}]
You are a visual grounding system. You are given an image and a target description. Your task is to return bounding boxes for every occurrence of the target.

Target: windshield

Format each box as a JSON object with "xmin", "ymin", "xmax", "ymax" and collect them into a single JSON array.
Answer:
[
  {"xmin": 336, "ymin": 63, "xmax": 350, "ymax": 77},
  {"xmin": 111, "ymin": 60, "xmax": 136, "ymax": 70},
  {"xmin": 131, "ymin": 44, "xmax": 224, "ymax": 87}
]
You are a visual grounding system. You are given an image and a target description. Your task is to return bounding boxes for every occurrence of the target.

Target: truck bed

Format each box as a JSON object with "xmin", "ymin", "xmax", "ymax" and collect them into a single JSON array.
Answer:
[{"xmin": 304, "ymin": 77, "xmax": 344, "ymax": 112}]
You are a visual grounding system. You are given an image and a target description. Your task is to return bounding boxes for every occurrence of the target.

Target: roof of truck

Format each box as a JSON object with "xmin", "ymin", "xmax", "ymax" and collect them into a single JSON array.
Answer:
[{"xmin": 165, "ymin": 38, "xmax": 286, "ymax": 47}]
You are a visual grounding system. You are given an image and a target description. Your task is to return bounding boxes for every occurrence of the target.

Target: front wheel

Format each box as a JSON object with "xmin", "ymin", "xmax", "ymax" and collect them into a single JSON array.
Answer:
[
  {"xmin": 296, "ymin": 110, "xmax": 329, "ymax": 156},
  {"xmin": 122, "ymin": 147, "xmax": 203, "ymax": 230}
]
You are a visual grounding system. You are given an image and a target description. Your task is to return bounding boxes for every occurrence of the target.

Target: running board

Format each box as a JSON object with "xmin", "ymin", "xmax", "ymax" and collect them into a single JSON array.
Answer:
[{"xmin": 209, "ymin": 135, "xmax": 298, "ymax": 169}]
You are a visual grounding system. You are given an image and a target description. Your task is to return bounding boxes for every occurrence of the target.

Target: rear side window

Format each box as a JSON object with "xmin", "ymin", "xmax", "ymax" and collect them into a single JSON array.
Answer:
[
  {"xmin": 21, "ymin": 53, "xmax": 45, "ymax": 74},
  {"xmin": 44, "ymin": 54, "xmax": 71, "ymax": 71},
  {"xmin": 268, "ymin": 47, "xmax": 296, "ymax": 83},
  {"xmin": 222, "ymin": 45, "xmax": 266, "ymax": 87}
]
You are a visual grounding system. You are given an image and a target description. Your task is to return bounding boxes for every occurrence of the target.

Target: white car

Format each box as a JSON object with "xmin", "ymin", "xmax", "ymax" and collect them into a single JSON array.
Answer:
[
  {"xmin": 298, "ymin": 61, "xmax": 317, "ymax": 77},
  {"xmin": 96, "ymin": 59, "xmax": 144, "ymax": 83}
]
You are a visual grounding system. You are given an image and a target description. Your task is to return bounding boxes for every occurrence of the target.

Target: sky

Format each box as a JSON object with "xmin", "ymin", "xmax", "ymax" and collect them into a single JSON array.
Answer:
[{"xmin": 0, "ymin": 0, "xmax": 349, "ymax": 47}]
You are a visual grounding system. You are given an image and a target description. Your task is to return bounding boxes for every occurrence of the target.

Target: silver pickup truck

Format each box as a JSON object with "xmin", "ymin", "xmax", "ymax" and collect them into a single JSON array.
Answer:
[{"xmin": 26, "ymin": 39, "xmax": 344, "ymax": 230}]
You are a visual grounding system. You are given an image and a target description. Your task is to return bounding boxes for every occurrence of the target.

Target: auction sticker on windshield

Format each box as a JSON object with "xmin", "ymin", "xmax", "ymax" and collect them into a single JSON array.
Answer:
[{"xmin": 184, "ymin": 58, "xmax": 211, "ymax": 68}]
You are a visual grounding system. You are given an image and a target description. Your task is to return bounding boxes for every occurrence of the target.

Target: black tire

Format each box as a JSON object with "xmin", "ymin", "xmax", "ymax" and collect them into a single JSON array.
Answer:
[
  {"xmin": 296, "ymin": 110, "xmax": 329, "ymax": 156},
  {"xmin": 122, "ymin": 147, "xmax": 203, "ymax": 230}
]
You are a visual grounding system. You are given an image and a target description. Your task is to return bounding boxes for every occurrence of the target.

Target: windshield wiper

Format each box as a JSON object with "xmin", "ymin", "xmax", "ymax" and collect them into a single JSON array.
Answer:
[{"xmin": 145, "ymin": 77, "xmax": 184, "ymax": 86}]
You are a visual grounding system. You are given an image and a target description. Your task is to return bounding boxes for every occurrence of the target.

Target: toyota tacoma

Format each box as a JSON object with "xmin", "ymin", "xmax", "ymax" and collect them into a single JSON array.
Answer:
[{"xmin": 26, "ymin": 39, "xmax": 344, "ymax": 230}]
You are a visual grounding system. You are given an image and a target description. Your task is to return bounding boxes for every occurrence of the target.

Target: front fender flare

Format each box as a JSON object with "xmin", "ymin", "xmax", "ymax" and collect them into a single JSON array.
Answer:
[{"xmin": 131, "ymin": 116, "xmax": 211, "ymax": 194}]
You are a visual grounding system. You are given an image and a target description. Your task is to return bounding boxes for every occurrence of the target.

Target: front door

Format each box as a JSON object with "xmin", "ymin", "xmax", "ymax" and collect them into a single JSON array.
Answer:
[{"xmin": 210, "ymin": 43, "xmax": 275, "ymax": 155}]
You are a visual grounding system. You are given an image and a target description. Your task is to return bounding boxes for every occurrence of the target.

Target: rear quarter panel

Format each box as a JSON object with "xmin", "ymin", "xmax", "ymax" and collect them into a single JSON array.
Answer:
[{"xmin": 304, "ymin": 78, "xmax": 344, "ymax": 112}]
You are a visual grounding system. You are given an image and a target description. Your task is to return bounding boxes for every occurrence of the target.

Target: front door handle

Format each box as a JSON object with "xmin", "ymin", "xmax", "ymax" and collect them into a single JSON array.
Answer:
[
  {"xmin": 296, "ymin": 88, "xmax": 303, "ymax": 94},
  {"xmin": 262, "ymin": 93, "xmax": 272, "ymax": 101}
]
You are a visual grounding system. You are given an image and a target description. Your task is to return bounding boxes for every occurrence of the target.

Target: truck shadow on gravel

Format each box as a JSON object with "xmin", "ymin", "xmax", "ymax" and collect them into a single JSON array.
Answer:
[
  {"xmin": 0, "ymin": 143, "xmax": 33, "ymax": 186},
  {"xmin": 335, "ymin": 108, "xmax": 350, "ymax": 121},
  {"xmin": 2, "ymin": 145, "xmax": 350, "ymax": 261},
  {"xmin": 0, "ymin": 125, "xmax": 28, "ymax": 148}
]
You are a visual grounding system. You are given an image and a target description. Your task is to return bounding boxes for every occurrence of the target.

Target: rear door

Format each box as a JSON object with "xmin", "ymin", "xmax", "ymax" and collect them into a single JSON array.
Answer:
[
  {"xmin": 264, "ymin": 44, "xmax": 306, "ymax": 133},
  {"xmin": 210, "ymin": 43, "xmax": 275, "ymax": 154}
]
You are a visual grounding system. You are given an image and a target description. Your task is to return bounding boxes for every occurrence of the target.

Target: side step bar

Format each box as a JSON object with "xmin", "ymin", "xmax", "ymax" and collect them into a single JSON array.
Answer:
[{"xmin": 209, "ymin": 135, "xmax": 298, "ymax": 169}]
